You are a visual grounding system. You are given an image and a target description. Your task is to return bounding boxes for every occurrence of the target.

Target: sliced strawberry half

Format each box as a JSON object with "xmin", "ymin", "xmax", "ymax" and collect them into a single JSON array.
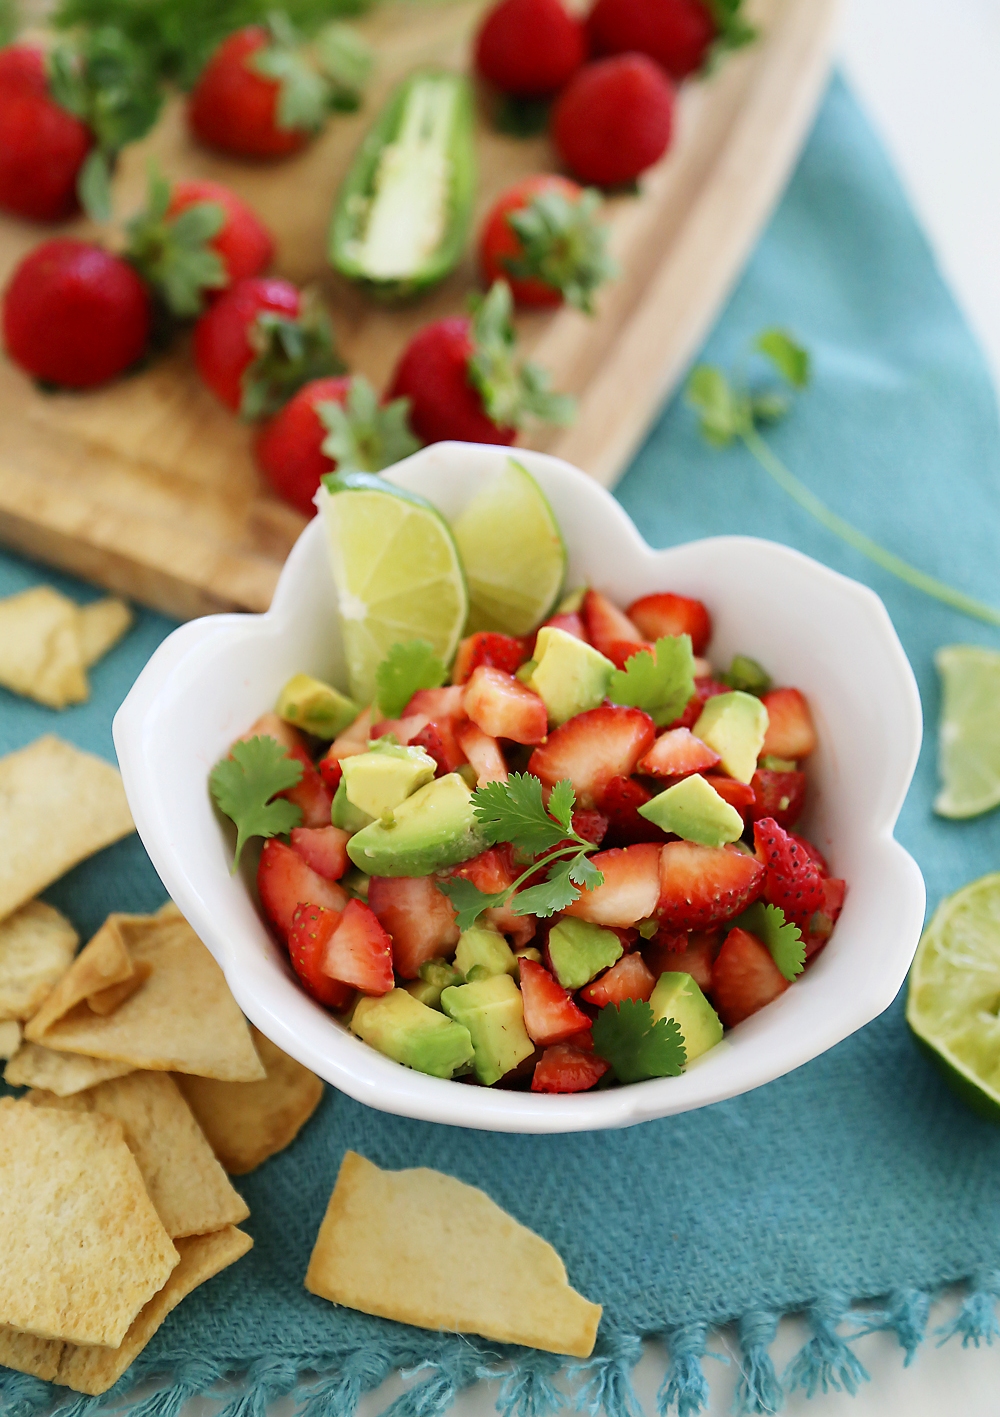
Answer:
[
  {"xmin": 669, "ymin": 677, "xmax": 729, "ymax": 731},
  {"xmin": 531, "ymin": 1043, "xmax": 610, "ymax": 1093},
  {"xmin": 639, "ymin": 727, "xmax": 720, "ymax": 778},
  {"xmin": 748, "ymin": 768, "xmax": 806, "ymax": 829},
  {"xmin": 532, "ymin": 611, "xmax": 587, "ymax": 652},
  {"xmin": 760, "ymin": 688, "xmax": 817, "ymax": 760},
  {"xmin": 519, "ymin": 957, "xmax": 591, "ymax": 1046},
  {"xmin": 572, "ymin": 808, "xmax": 608, "ymax": 846},
  {"xmin": 456, "ymin": 722, "xmax": 508, "ymax": 785},
  {"xmin": 753, "ymin": 817, "xmax": 824, "ymax": 927},
  {"xmin": 804, "ymin": 877, "xmax": 847, "ymax": 959},
  {"xmin": 401, "ymin": 685, "xmax": 468, "ymax": 773},
  {"xmin": 626, "ymin": 592, "xmax": 711, "ymax": 656},
  {"xmin": 258, "ymin": 838, "xmax": 348, "ymax": 942},
  {"xmin": 657, "ymin": 841, "xmax": 764, "ymax": 930},
  {"xmin": 320, "ymin": 898, "xmax": 394, "ymax": 995},
  {"xmin": 711, "ymin": 926, "xmax": 789, "ymax": 1027},
  {"xmin": 582, "ymin": 589, "xmax": 645, "ymax": 659},
  {"xmin": 703, "ymin": 776, "xmax": 756, "ymax": 815},
  {"xmin": 367, "ymin": 875, "xmax": 459, "ymax": 978},
  {"xmin": 598, "ymin": 774, "xmax": 666, "ymax": 847},
  {"xmin": 463, "ymin": 666, "xmax": 548, "ymax": 744},
  {"xmin": 370, "ymin": 711, "xmax": 430, "ymax": 743},
  {"xmin": 323, "ymin": 706, "xmax": 373, "ymax": 764},
  {"xmin": 529, "ymin": 703, "xmax": 655, "ymax": 808},
  {"xmin": 790, "ymin": 832, "xmax": 829, "ymax": 877},
  {"xmin": 317, "ymin": 754, "xmax": 343, "ymax": 793},
  {"xmin": 452, "ymin": 632, "xmax": 530, "ymax": 684},
  {"xmin": 562, "ymin": 842, "xmax": 662, "ymax": 927},
  {"xmin": 644, "ymin": 929, "xmax": 718, "ymax": 993},
  {"xmin": 580, "ymin": 951, "xmax": 655, "ymax": 1007},
  {"xmin": 447, "ymin": 846, "xmax": 535, "ymax": 946},
  {"xmin": 287, "ymin": 903, "xmax": 354, "ymax": 1010},
  {"xmin": 290, "ymin": 825, "xmax": 350, "ymax": 881}
]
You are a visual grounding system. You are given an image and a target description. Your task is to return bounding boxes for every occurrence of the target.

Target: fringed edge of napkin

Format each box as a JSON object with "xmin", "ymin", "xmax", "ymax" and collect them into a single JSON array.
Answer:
[{"xmin": 4, "ymin": 1273, "xmax": 1000, "ymax": 1417}]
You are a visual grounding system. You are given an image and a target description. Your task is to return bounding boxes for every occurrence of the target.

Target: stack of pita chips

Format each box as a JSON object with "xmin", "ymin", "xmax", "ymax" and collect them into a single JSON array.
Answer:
[{"xmin": 0, "ymin": 586, "xmax": 133, "ymax": 708}]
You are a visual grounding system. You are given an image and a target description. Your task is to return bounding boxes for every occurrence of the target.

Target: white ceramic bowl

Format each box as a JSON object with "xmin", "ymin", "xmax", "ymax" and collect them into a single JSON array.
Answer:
[{"xmin": 114, "ymin": 442, "xmax": 925, "ymax": 1134}]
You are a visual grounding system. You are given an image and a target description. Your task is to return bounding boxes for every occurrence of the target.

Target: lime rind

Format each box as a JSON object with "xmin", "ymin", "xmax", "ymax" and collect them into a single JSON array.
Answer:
[{"xmin": 934, "ymin": 644, "xmax": 1000, "ymax": 819}]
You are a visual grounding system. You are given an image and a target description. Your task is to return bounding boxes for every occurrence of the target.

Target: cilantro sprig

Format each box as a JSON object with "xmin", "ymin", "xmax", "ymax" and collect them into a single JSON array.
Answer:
[
  {"xmin": 734, "ymin": 901, "xmax": 804, "ymax": 981},
  {"xmin": 374, "ymin": 640, "xmax": 447, "ymax": 719},
  {"xmin": 438, "ymin": 773, "xmax": 604, "ymax": 929},
  {"xmin": 607, "ymin": 634, "xmax": 695, "ymax": 727},
  {"xmin": 209, "ymin": 736, "xmax": 302, "ymax": 869},
  {"xmin": 591, "ymin": 1000, "xmax": 686, "ymax": 1083}
]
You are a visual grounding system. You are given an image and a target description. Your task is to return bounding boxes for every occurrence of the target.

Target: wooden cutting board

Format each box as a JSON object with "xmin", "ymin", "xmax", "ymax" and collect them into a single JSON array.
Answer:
[{"xmin": 0, "ymin": 0, "xmax": 837, "ymax": 620}]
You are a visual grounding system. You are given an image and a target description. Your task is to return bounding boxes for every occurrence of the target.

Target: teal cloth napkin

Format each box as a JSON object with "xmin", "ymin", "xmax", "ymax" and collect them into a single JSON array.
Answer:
[{"xmin": 4, "ymin": 73, "xmax": 1000, "ymax": 1417}]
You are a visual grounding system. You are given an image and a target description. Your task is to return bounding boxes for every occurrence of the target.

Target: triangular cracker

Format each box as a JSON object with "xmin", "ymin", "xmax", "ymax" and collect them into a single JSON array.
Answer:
[
  {"xmin": 4, "ymin": 1041, "xmax": 135, "ymax": 1095},
  {"xmin": 0, "ymin": 900, "xmax": 79, "ymax": 1022},
  {"xmin": 0, "ymin": 1019, "xmax": 21, "ymax": 1058},
  {"xmin": 25, "ymin": 913, "xmax": 139, "ymax": 1039},
  {"xmin": 77, "ymin": 598, "xmax": 133, "ymax": 668},
  {"xmin": 0, "ymin": 587, "xmax": 87, "ymax": 709},
  {"xmin": 306, "ymin": 1152, "xmax": 602, "ymax": 1358},
  {"xmin": 0, "ymin": 1097, "xmax": 178, "ymax": 1347},
  {"xmin": 28, "ymin": 1072, "xmax": 249, "ymax": 1238}
]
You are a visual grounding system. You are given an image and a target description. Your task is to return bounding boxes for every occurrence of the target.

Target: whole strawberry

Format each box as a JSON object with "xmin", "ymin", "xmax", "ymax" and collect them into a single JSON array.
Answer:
[
  {"xmin": 479, "ymin": 175, "xmax": 616, "ymax": 313},
  {"xmin": 475, "ymin": 0, "xmax": 587, "ymax": 98},
  {"xmin": 587, "ymin": 0, "xmax": 756, "ymax": 78},
  {"xmin": 0, "ymin": 45, "xmax": 93, "ymax": 221},
  {"xmin": 0, "ymin": 42, "xmax": 48, "ymax": 93},
  {"xmin": 255, "ymin": 373, "xmax": 419, "ymax": 516},
  {"xmin": 552, "ymin": 54, "xmax": 674, "ymax": 187},
  {"xmin": 3, "ymin": 238, "xmax": 151, "ymax": 388},
  {"xmin": 753, "ymin": 816, "xmax": 825, "ymax": 928},
  {"xmin": 387, "ymin": 279, "xmax": 573, "ymax": 445}
]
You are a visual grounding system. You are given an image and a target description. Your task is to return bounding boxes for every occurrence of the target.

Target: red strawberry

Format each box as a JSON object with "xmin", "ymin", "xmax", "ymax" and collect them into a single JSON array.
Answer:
[
  {"xmin": 581, "ymin": 589, "xmax": 645, "ymax": 660},
  {"xmin": 529, "ymin": 704, "xmax": 656, "ymax": 807},
  {"xmin": 580, "ymin": 951, "xmax": 655, "ymax": 1007},
  {"xmin": 711, "ymin": 926, "xmax": 789, "ymax": 1027},
  {"xmin": 404, "ymin": 686, "xmax": 466, "ymax": 721},
  {"xmin": 257, "ymin": 838, "xmax": 348, "ymax": 942},
  {"xmin": 638, "ymin": 727, "xmax": 720, "ymax": 778},
  {"xmin": 0, "ymin": 43, "xmax": 48, "ymax": 92},
  {"xmin": 532, "ymin": 1043, "xmax": 609, "ymax": 1092},
  {"xmin": 752, "ymin": 817, "xmax": 824, "ymax": 927},
  {"xmin": 323, "ymin": 706, "xmax": 373, "ymax": 765},
  {"xmin": 3, "ymin": 240, "xmax": 150, "ymax": 389},
  {"xmin": 644, "ymin": 929, "xmax": 718, "ymax": 993},
  {"xmin": 791, "ymin": 833, "xmax": 828, "ymax": 877},
  {"xmin": 562, "ymin": 842, "xmax": 662, "ymax": 926},
  {"xmin": 804, "ymin": 877, "xmax": 847, "ymax": 959},
  {"xmin": 367, "ymin": 875, "xmax": 459, "ymax": 978},
  {"xmin": 452, "ymin": 632, "xmax": 529, "ymax": 684},
  {"xmin": 598, "ymin": 774, "xmax": 664, "ymax": 847},
  {"xmin": 475, "ymin": 0, "xmax": 586, "ymax": 98},
  {"xmin": 287, "ymin": 903, "xmax": 354, "ymax": 1009},
  {"xmin": 447, "ymin": 846, "xmax": 536, "ymax": 947},
  {"xmin": 626, "ymin": 592, "xmax": 712, "ymax": 655},
  {"xmin": 703, "ymin": 775, "xmax": 755, "ymax": 815},
  {"xmin": 669, "ymin": 676, "xmax": 729, "ymax": 731},
  {"xmin": 188, "ymin": 26, "xmax": 326, "ymax": 159},
  {"xmin": 587, "ymin": 0, "xmax": 717, "ymax": 79},
  {"xmin": 370, "ymin": 712, "xmax": 429, "ymax": 744},
  {"xmin": 290, "ymin": 825, "xmax": 349, "ymax": 881},
  {"xmin": 572, "ymin": 808, "xmax": 608, "ymax": 845},
  {"xmin": 402, "ymin": 686, "xmax": 468, "ymax": 774},
  {"xmin": 319, "ymin": 898, "xmax": 394, "ymax": 995},
  {"xmin": 317, "ymin": 753, "xmax": 343, "ymax": 793},
  {"xmin": 657, "ymin": 841, "xmax": 764, "ymax": 929},
  {"xmin": 0, "ymin": 63, "xmax": 93, "ymax": 221},
  {"xmin": 456, "ymin": 722, "xmax": 508, "ymax": 786},
  {"xmin": 532, "ymin": 611, "xmax": 587, "ymax": 650},
  {"xmin": 552, "ymin": 54, "xmax": 674, "ymax": 187},
  {"xmin": 519, "ymin": 958, "xmax": 591, "ymax": 1046},
  {"xmin": 760, "ymin": 688, "xmax": 817, "ymax": 760},
  {"xmin": 240, "ymin": 712, "xmax": 333, "ymax": 829},
  {"xmin": 748, "ymin": 768, "xmax": 806, "ymax": 830},
  {"xmin": 463, "ymin": 666, "xmax": 548, "ymax": 745},
  {"xmin": 169, "ymin": 179, "xmax": 275, "ymax": 284},
  {"xmin": 479, "ymin": 175, "xmax": 615, "ymax": 313}
]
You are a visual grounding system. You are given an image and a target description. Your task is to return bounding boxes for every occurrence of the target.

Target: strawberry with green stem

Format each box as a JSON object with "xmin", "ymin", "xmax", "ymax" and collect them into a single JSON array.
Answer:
[{"xmin": 586, "ymin": 0, "xmax": 756, "ymax": 81}]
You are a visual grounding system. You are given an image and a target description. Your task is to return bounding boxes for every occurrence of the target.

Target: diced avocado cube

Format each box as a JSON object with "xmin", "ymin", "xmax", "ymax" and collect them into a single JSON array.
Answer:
[
  {"xmin": 720, "ymin": 655, "xmax": 772, "ymax": 696},
  {"xmin": 555, "ymin": 586, "xmax": 587, "ymax": 614},
  {"xmin": 515, "ymin": 659, "xmax": 538, "ymax": 685},
  {"xmin": 693, "ymin": 691, "xmax": 769, "ymax": 784},
  {"xmin": 465, "ymin": 965, "xmax": 491, "ymax": 982},
  {"xmin": 760, "ymin": 755, "xmax": 796, "ymax": 772},
  {"xmin": 440, "ymin": 973, "xmax": 534, "ymax": 1085},
  {"xmin": 406, "ymin": 958, "xmax": 465, "ymax": 1009},
  {"xmin": 346, "ymin": 772, "xmax": 486, "ymax": 876},
  {"xmin": 332, "ymin": 779, "xmax": 374, "ymax": 834},
  {"xmin": 639, "ymin": 773, "xmax": 744, "ymax": 847},
  {"xmin": 528, "ymin": 627, "xmax": 614, "ymax": 726},
  {"xmin": 342, "ymin": 742, "xmax": 436, "ymax": 819},
  {"xmin": 547, "ymin": 918, "xmax": 622, "ymax": 990},
  {"xmin": 454, "ymin": 926, "xmax": 517, "ymax": 978},
  {"xmin": 515, "ymin": 947, "xmax": 542, "ymax": 964},
  {"xmin": 351, "ymin": 989, "xmax": 474, "ymax": 1078},
  {"xmin": 276, "ymin": 673, "xmax": 360, "ymax": 739},
  {"xmin": 341, "ymin": 866, "xmax": 371, "ymax": 899},
  {"xmin": 649, "ymin": 972, "xmax": 723, "ymax": 1064}
]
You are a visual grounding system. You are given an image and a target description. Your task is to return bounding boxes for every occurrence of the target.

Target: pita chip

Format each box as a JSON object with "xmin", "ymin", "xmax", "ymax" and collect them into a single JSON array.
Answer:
[
  {"xmin": 77, "ymin": 598, "xmax": 133, "ymax": 668},
  {"xmin": 175, "ymin": 1027, "xmax": 324, "ymax": 1174},
  {"xmin": 0, "ymin": 1227, "xmax": 252, "ymax": 1397},
  {"xmin": 0, "ymin": 900, "xmax": 79, "ymax": 1021},
  {"xmin": 4, "ymin": 1042, "xmax": 135, "ymax": 1094},
  {"xmin": 0, "ymin": 1097, "xmax": 178, "ymax": 1347},
  {"xmin": 29, "ymin": 1072, "xmax": 249, "ymax": 1238},
  {"xmin": 306, "ymin": 1152, "xmax": 602, "ymax": 1358},
  {"xmin": 0, "ymin": 1019, "xmax": 21, "ymax": 1058},
  {"xmin": 0, "ymin": 586, "xmax": 87, "ymax": 709},
  {"xmin": 28, "ymin": 910, "xmax": 266, "ymax": 1082},
  {"xmin": 25, "ymin": 913, "xmax": 139, "ymax": 1039},
  {"xmin": 0, "ymin": 738, "xmax": 135, "ymax": 923}
]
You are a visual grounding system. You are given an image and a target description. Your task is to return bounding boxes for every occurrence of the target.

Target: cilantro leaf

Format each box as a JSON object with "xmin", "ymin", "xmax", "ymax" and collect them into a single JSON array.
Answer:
[
  {"xmin": 608, "ymin": 635, "xmax": 696, "ymax": 727},
  {"xmin": 546, "ymin": 778, "xmax": 576, "ymax": 835},
  {"xmin": 209, "ymin": 736, "xmax": 303, "ymax": 870},
  {"xmin": 685, "ymin": 365, "xmax": 747, "ymax": 446},
  {"xmin": 755, "ymin": 328, "xmax": 810, "ymax": 389},
  {"xmin": 437, "ymin": 876, "xmax": 507, "ymax": 932},
  {"xmin": 472, "ymin": 773, "xmax": 573, "ymax": 855},
  {"xmin": 568, "ymin": 852, "xmax": 604, "ymax": 892},
  {"xmin": 510, "ymin": 858, "xmax": 580, "ymax": 919},
  {"xmin": 734, "ymin": 901, "xmax": 804, "ymax": 981},
  {"xmin": 592, "ymin": 1000, "xmax": 686, "ymax": 1083},
  {"xmin": 374, "ymin": 640, "xmax": 447, "ymax": 718}
]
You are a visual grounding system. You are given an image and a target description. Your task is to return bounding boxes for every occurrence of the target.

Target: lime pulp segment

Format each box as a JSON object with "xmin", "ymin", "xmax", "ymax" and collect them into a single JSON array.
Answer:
[{"xmin": 934, "ymin": 644, "xmax": 1000, "ymax": 819}]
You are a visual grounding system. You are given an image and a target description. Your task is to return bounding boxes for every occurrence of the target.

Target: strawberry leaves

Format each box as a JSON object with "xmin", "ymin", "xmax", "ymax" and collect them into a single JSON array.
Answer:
[
  {"xmin": 505, "ymin": 186, "xmax": 617, "ymax": 315},
  {"xmin": 318, "ymin": 376, "xmax": 420, "ymax": 480},
  {"xmin": 209, "ymin": 735, "xmax": 303, "ymax": 869},
  {"xmin": 592, "ymin": 999, "xmax": 686, "ymax": 1083},
  {"xmin": 242, "ymin": 290, "xmax": 344, "ymax": 420},
  {"xmin": 125, "ymin": 165, "xmax": 227, "ymax": 318},
  {"xmin": 373, "ymin": 640, "xmax": 447, "ymax": 719},
  {"xmin": 468, "ymin": 281, "xmax": 575, "ymax": 430},
  {"xmin": 608, "ymin": 634, "xmax": 695, "ymax": 726}
]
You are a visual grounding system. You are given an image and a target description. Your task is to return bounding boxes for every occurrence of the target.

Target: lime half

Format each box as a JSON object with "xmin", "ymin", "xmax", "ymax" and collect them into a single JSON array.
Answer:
[
  {"xmin": 935, "ymin": 644, "xmax": 1000, "ymax": 819},
  {"xmin": 907, "ymin": 872, "xmax": 1000, "ymax": 1121},
  {"xmin": 451, "ymin": 459, "xmax": 566, "ymax": 636},
  {"xmin": 318, "ymin": 472, "xmax": 468, "ymax": 704}
]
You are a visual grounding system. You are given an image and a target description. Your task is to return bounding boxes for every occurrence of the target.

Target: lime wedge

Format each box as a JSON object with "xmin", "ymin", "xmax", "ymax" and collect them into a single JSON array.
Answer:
[
  {"xmin": 907, "ymin": 873, "xmax": 1000, "ymax": 1122},
  {"xmin": 451, "ymin": 459, "xmax": 566, "ymax": 636},
  {"xmin": 318, "ymin": 472, "xmax": 468, "ymax": 704},
  {"xmin": 934, "ymin": 645, "xmax": 1000, "ymax": 819}
]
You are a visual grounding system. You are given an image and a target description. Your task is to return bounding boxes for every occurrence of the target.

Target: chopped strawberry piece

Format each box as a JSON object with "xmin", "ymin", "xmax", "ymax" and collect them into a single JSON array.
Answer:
[
  {"xmin": 529, "ymin": 704, "xmax": 655, "ymax": 807},
  {"xmin": 562, "ymin": 1027, "xmax": 595, "ymax": 1051},
  {"xmin": 290, "ymin": 825, "xmax": 350, "ymax": 881},
  {"xmin": 519, "ymin": 958, "xmax": 591, "ymax": 1046},
  {"xmin": 582, "ymin": 589, "xmax": 645, "ymax": 660},
  {"xmin": 319, "ymin": 898, "xmax": 394, "ymax": 995},
  {"xmin": 326, "ymin": 706, "xmax": 373, "ymax": 763},
  {"xmin": 287, "ymin": 904, "xmax": 354, "ymax": 1010},
  {"xmin": 367, "ymin": 875, "xmax": 460, "ymax": 978},
  {"xmin": 760, "ymin": 688, "xmax": 817, "ymax": 760},
  {"xmin": 572, "ymin": 808, "xmax": 608, "ymax": 845},
  {"xmin": 790, "ymin": 832, "xmax": 829, "ymax": 877},
  {"xmin": 669, "ymin": 677, "xmax": 729, "ymax": 731},
  {"xmin": 644, "ymin": 929, "xmax": 718, "ymax": 993},
  {"xmin": 748, "ymin": 768, "xmax": 806, "ymax": 829},
  {"xmin": 562, "ymin": 842, "xmax": 662, "ymax": 926},
  {"xmin": 463, "ymin": 666, "xmax": 548, "ymax": 745},
  {"xmin": 580, "ymin": 951, "xmax": 655, "ymax": 1007},
  {"xmin": 403, "ymin": 685, "xmax": 466, "ymax": 720},
  {"xmin": 626, "ymin": 592, "xmax": 711, "ymax": 656},
  {"xmin": 452, "ymin": 632, "xmax": 530, "ymax": 684},
  {"xmin": 257, "ymin": 838, "xmax": 348, "ymax": 942},
  {"xmin": 711, "ymin": 926, "xmax": 789, "ymax": 1027},
  {"xmin": 753, "ymin": 817, "xmax": 825, "ymax": 927},
  {"xmin": 804, "ymin": 877, "xmax": 847, "ymax": 959},
  {"xmin": 602, "ymin": 639, "xmax": 655, "ymax": 671},
  {"xmin": 639, "ymin": 727, "xmax": 720, "ymax": 778},
  {"xmin": 703, "ymin": 775, "xmax": 756, "ymax": 815},
  {"xmin": 411, "ymin": 720, "xmax": 466, "ymax": 775},
  {"xmin": 456, "ymin": 722, "xmax": 508, "ymax": 785},
  {"xmin": 821, "ymin": 876, "xmax": 845, "ymax": 916},
  {"xmin": 447, "ymin": 846, "xmax": 535, "ymax": 946},
  {"xmin": 657, "ymin": 841, "xmax": 764, "ymax": 929},
  {"xmin": 532, "ymin": 611, "xmax": 587, "ymax": 652},
  {"xmin": 317, "ymin": 753, "xmax": 343, "ymax": 793},
  {"xmin": 531, "ymin": 1043, "xmax": 610, "ymax": 1092},
  {"xmin": 370, "ymin": 712, "xmax": 430, "ymax": 743},
  {"xmin": 237, "ymin": 711, "xmax": 332, "ymax": 828},
  {"xmin": 397, "ymin": 686, "xmax": 469, "ymax": 773},
  {"xmin": 598, "ymin": 774, "xmax": 666, "ymax": 847}
]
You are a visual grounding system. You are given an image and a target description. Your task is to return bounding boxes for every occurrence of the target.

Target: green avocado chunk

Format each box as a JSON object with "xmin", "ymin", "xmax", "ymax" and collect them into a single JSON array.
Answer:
[
  {"xmin": 440, "ymin": 973, "xmax": 534, "ymax": 1085},
  {"xmin": 639, "ymin": 773, "xmax": 744, "ymax": 847},
  {"xmin": 405, "ymin": 958, "xmax": 465, "ymax": 1010},
  {"xmin": 528, "ymin": 626, "xmax": 614, "ymax": 726},
  {"xmin": 649, "ymin": 972, "xmax": 723, "ymax": 1063},
  {"xmin": 342, "ymin": 741, "xmax": 436, "ymax": 819},
  {"xmin": 332, "ymin": 779, "xmax": 374, "ymax": 834},
  {"xmin": 693, "ymin": 691, "xmax": 769, "ymax": 785},
  {"xmin": 276, "ymin": 673, "xmax": 360, "ymax": 739},
  {"xmin": 547, "ymin": 918, "xmax": 623, "ymax": 991},
  {"xmin": 454, "ymin": 926, "xmax": 517, "ymax": 979},
  {"xmin": 346, "ymin": 772, "xmax": 486, "ymax": 876},
  {"xmin": 351, "ymin": 988, "xmax": 474, "ymax": 1078}
]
